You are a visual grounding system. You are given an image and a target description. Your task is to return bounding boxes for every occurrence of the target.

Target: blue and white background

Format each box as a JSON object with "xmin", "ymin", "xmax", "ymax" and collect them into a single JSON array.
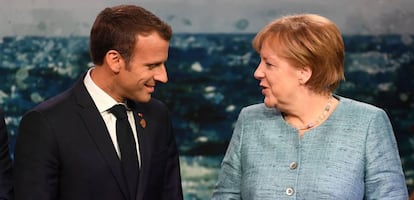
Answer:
[{"xmin": 1, "ymin": 0, "xmax": 414, "ymax": 199}]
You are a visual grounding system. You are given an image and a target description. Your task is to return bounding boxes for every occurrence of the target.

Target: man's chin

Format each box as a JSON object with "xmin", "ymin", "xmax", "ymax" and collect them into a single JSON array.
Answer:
[{"xmin": 134, "ymin": 95, "xmax": 152, "ymax": 103}]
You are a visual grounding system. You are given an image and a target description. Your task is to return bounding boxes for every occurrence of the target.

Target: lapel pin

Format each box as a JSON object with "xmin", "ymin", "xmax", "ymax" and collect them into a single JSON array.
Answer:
[{"xmin": 138, "ymin": 113, "xmax": 146, "ymax": 129}]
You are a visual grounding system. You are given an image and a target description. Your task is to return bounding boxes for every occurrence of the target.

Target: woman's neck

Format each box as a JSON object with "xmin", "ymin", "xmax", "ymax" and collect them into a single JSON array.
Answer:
[{"xmin": 282, "ymin": 93, "xmax": 336, "ymax": 134}]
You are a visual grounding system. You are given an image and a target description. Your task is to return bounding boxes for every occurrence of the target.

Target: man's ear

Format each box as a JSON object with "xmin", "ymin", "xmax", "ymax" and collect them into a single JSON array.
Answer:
[
  {"xmin": 105, "ymin": 50, "xmax": 122, "ymax": 73},
  {"xmin": 298, "ymin": 65, "xmax": 312, "ymax": 85}
]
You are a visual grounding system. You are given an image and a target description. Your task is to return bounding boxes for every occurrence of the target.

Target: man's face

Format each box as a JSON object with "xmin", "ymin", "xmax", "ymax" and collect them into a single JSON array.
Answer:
[{"xmin": 114, "ymin": 32, "xmax": 169, "ymax": 103}]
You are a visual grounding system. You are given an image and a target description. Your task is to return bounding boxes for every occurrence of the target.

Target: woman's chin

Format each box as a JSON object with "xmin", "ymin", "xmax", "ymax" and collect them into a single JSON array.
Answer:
[{"xmin": 263, "ymin": 99, "xmax": 274, "ymax": 108}]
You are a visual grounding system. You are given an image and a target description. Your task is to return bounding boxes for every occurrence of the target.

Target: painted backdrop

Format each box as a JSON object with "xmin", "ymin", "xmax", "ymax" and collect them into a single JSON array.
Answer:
[{"xmin": 1, "ymin": 0, "xmax": 413, "ymax": 199}]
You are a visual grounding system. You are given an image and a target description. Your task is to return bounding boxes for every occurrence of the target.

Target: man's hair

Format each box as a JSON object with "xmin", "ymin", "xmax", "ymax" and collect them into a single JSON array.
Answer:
[{"xmin": 89, "ymin": 5, "xmax": 172, "ymax": 65}]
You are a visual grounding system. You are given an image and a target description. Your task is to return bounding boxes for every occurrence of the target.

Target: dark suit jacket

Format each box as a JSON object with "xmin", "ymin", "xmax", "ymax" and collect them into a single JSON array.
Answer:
[
  {"xmin": 13, "ymin": 77, "xmax": 183, "ymax": 200},
  {"xmin": 0, "ymin": 109, "xmax": 13, "ymax": 200}
]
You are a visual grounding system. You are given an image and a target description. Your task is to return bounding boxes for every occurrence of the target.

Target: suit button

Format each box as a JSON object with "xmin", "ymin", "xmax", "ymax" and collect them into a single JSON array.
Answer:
[
  {"xmin": 286, "ymin": 187, "xmax": 295, "ymax": 196},
  {"xmin": 289, "ymin": 162, "xmax": 298, "ymax": 170}
]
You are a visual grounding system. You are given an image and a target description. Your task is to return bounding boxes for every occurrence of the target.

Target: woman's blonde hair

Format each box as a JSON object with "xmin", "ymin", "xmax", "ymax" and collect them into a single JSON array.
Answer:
[{"xmin": 253, "ymin": 14, "xmax": 345, "ymax": 94}]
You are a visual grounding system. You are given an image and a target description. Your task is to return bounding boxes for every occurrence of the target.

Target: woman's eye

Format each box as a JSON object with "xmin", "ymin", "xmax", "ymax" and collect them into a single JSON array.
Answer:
[{"xmin": 265, "ymin": 62, "xmax": 274, "ymax": 68}]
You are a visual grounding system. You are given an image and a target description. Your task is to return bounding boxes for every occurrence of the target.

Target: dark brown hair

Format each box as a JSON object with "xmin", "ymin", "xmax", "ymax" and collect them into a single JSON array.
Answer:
[{"xmin": 89, "ymin": 5, "xmax": 172, "ymax": 65}]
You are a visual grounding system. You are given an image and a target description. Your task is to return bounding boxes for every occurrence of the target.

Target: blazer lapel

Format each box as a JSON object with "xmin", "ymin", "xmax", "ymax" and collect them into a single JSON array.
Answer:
[
  {"xmin": 73, "ymin": 77, "xmax": 129, "ymax": 200},
  {"xmin": 129, "ymin": 101, "xmax": 152, "ymax": 200}
]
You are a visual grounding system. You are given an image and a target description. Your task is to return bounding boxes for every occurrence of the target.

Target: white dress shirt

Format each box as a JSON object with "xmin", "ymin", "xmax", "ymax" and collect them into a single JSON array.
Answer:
[{"xmin": 83, "ymin": 68, "xmax": 141, "ymax": 167}]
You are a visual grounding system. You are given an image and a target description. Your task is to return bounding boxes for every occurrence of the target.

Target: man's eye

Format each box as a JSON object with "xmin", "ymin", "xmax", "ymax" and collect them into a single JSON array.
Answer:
[{"xmin": 148, "ymin": 64, "xmax": 160, "ymax": 69}]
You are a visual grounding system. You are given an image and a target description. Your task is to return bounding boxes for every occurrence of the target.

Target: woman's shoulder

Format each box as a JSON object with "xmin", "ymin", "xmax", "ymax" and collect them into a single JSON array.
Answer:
[
  {"xmin": 335, "ymin": 95, "xmax": 382, "ymax": 111},
  {"xmin": 240, "ymin": 103, "xmax": 281, "ymax": 119},
  {"xmin": 336, "ymin": 95, "xmax": 385, "ymax": 113}
]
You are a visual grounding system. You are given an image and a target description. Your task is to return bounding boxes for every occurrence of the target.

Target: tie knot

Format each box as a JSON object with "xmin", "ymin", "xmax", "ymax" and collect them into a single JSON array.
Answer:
[{"xmin": 109, "ymin": 104, "xmax": 128, "ymax": 119}]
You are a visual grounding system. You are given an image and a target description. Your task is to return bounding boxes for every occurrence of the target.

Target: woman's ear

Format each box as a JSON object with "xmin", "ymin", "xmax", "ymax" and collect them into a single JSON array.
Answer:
[
  {"xmin": 298, "ymin": 65, "xmax": 312, "ymax": 85},
  {"xmin": 105, "ymin": 50, "xmax": 123, "ymax": 73}
]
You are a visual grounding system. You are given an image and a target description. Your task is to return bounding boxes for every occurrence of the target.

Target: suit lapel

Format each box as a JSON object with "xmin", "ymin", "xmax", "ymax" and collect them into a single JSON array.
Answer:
[
  {"xmin": 73, "ymin": 77, "xmax": 130, "ymax": 200},
  {"xmin": 129, "ymin": 102, "xmax": 152, "ymax": 200}
]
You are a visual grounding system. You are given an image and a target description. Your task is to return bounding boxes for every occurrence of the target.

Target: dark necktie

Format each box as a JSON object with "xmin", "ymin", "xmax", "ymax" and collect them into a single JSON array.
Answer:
[{"xmin": 109, "ymin": 104, "xmax": 139, "ymax": 200}]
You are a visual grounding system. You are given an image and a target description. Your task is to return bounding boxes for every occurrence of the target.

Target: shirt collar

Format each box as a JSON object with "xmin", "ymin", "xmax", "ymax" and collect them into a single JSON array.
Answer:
[{"xmin": 83, "ymin": 67, "xmax": 120, "ymax": 113}]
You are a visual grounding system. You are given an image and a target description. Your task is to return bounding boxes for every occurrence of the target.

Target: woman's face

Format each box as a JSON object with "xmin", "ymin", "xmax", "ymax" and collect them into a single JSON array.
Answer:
[{"xmin": 254, "ymin": 41, "xmax": 302, "ymax": 109}]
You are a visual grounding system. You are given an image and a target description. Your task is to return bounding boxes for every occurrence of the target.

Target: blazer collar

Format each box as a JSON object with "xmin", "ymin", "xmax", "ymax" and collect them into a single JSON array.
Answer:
[
  {"xmin": 127, "ymin": 100, "xmax": 152, "ymax": 197},
  {"xmin": 72, "ymin": 76, "xmax": 130, "ymax": 200},
  {"xmin": 75, "ymin": 76, "xmax": 155, "ymax": 199}
]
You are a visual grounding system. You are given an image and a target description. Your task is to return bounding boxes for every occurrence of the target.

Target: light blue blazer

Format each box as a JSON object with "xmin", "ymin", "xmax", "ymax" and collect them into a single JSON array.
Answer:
[{"xmin": 212, "ymin": 95, "xmax": 408, "ymax": 199}]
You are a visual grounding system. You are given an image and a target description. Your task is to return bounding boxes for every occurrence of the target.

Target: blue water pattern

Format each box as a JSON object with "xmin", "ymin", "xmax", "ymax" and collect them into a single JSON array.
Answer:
[{"xmin": 0, "ymin": 34, "xmax": 413, "ymax": 198}]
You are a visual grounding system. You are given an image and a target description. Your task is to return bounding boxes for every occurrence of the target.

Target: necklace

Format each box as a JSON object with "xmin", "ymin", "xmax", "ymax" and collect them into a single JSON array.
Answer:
[{"xmin": 285, "ymin": 96, "xmax": 333, "ymax": 130}]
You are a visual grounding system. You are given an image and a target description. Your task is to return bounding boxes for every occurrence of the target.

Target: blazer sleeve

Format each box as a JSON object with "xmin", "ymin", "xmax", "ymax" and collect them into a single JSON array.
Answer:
[
  {"xmin": 161, "ymin": 132, "xmax": 183, "ymax": 199},
  {"xmin": 364, "ymin": 109, "xmax": 408, "ymax": 199},
  {"xmin": 211, "ymin": 109, "xmax": 244, "ymax": 200},
  {"xmin": 13, "ymin": 110, "xmax": 60, "ymax": 200},
  {"xmin": 160, "ymin": 109, "xmax": 184, "ymax": 200},
  {"xmin": 140, "ymin": 99, "xmax": 184, "ymax": 200},
  {"xmin": 0, "ymin": 109, "xmax": 13, "ymax": 200}
]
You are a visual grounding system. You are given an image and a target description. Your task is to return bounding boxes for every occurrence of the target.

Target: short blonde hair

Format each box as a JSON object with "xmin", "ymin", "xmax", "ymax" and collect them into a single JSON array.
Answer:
[{"xmin": 253, "ymin": 14, "xmax": 345, "ymax": 94}]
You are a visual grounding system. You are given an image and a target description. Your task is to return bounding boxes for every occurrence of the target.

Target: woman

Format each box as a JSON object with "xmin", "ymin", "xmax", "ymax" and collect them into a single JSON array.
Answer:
[{"xmin": 212, "ymin": 14, "xmax": 408, "ymax": 199}]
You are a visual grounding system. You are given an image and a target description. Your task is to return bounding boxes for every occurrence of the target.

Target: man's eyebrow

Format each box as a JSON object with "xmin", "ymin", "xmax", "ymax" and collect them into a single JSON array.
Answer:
[{"xmin": 145, "ymin": 62, "xmax": 164, "ymax": 67}]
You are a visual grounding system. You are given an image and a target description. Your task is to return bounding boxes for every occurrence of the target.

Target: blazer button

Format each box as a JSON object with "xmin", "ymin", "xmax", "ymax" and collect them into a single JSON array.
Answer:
[
  {"xmin": 286, "ymin": 187, "xmax": 295, "ymax": 196},
  {"xmin": 289, "ymin": 162, "xmax": 298, "ymax": 170}
]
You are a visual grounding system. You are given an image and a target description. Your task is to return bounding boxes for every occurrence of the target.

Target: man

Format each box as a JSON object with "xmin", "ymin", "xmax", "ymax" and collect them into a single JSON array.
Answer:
[
  {"xmin": 0, "ymin": 108, "xmax": 12, "ymax": 200},
  {"xmin": 13, "ymin": 5, "xmax": 183, "ymax": 200}
]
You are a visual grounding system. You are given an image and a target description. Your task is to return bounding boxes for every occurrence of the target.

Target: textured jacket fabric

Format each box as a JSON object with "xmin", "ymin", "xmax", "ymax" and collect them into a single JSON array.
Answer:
[{"xmin": 212, "ymin": 95, "xmax": 408, "ymax": 200}]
